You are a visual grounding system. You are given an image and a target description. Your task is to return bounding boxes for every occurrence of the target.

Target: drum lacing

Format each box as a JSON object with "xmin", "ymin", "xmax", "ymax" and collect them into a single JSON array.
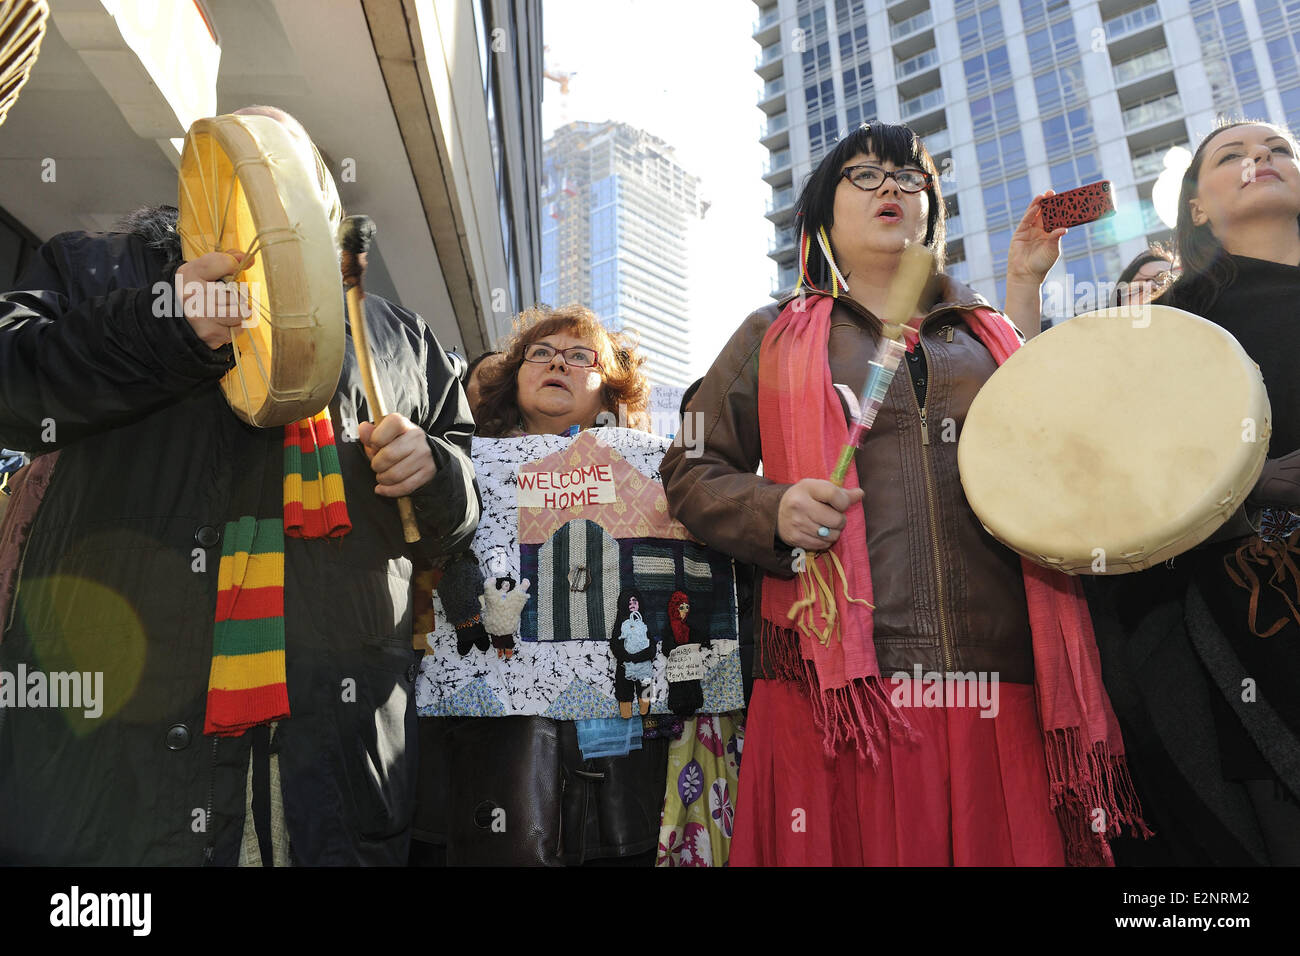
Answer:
[{"xmin": 1224, "ymin": 523, "xmax": 1300, "ymax": 637}]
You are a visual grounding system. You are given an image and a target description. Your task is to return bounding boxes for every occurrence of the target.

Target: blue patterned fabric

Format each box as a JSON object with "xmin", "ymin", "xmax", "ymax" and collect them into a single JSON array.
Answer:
[{"xmin": 575, "ymin": 717, "xmax": 644, "ymax": 759}]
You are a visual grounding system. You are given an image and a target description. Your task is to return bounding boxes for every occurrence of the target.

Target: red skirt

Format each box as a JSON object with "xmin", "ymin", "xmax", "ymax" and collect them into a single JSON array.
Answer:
[{"xmin": 731, "ymin": 677, "xmax": 1066, "ymax": 866}]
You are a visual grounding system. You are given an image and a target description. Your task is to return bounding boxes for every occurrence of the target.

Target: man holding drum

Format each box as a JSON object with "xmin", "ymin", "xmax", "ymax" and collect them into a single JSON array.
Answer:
[{"xmin": 0, "ymin": 107, "xmax": 479, "ymax": 865}]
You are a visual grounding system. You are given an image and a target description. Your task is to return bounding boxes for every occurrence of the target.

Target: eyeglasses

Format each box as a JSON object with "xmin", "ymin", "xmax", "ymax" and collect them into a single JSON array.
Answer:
[
  {"xmin": 1119, "ymin": 270, "xmax": 1177, "ymax": 303},
  {"xmin": 840, "ymin": 164, "xmax": 932, "ymax": 193},
  {"xmin": 522, "ymin": 344, "xmax": 601, "ymax": 368}
]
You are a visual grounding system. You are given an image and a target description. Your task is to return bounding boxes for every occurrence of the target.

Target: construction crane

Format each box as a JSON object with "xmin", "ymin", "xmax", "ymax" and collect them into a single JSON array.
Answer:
[{"xmin": 543, "ymin": 45, "xmax": 574, "ymax": 95}]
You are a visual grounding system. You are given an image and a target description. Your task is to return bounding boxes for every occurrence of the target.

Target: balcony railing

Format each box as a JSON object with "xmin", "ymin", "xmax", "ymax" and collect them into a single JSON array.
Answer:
[
  {"xmin": 896, "ymin": 47, "xmax": 939, "ymax": 81},
  {"xmin": 766, "ymin": 188, "xmax": 794, "ymax": 214},
  {"xmin": 891, "ymin": 9, "xmax": 933, "ymax": 42},
  {"xmin": 1131, "ymin": 150, "xmax": 1165, "ymax": 180},
  {"xmin": 946, "ymin": 214, "xmax": 962, "ymax": 238},
  {"xmin": 946, "ymin": 259, "xmax": 969, "ymax": 282},
  {"xmin": 923, "ymin": 127, "xmax": 951, "ymax": 155},
  {"xmin": 901, "ymin": 87, "xmax": 944, "ymax": 120},
  {"xmin": 764, "ymin": 151, "xmax": 792, "ymax": 176},
  {"xmin": 769, "ymin": 232, "xmax": 796, "ymax": 254},
  {"xmin": 1113, "ymin": 46, "xmax": 1172, "ymax": 86},
  {"xmin": 1132, "ymin": 144, "xmax": 1187, "ymax": 180},
  {"xmin": 761, "ymin": 113, "xmax": 789, "ymax": 139},
  {"xmin": 757, "ymin": 77, "xmax": 785, "ymax": 103},
  {"xmin": 1105, "ymin": 3, "xmax": 1161, "ymax": 42},
  {"xmin": 753, "ymin": 7, "xmax": 779, "ymax": 34},
  {"xmin": 756, "ymin": 43, "xmax": 782, "ymax": 68},
  {"xmin": 1122, "ymin": 93, "xmax": 1182, "ymax": 132},
  {"xmin": 1140, "ymin": 201, "xmax": 1166, "ymax": 232}
]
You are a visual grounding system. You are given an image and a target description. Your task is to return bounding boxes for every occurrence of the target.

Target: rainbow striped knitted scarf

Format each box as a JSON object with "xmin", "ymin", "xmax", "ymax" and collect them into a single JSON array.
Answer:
[{"xmin": 203, "ymin": 410, "xmax": 351, "ymax": 736}]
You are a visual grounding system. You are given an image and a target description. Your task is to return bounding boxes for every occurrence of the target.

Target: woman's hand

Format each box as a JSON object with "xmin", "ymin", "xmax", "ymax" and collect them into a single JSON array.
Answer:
[
  {"xmin": 1006, "ymin": 191, "xmax": 1067, "ymax": 284},
  {"xmin": 1002, "ymin": 192, "xmax": 1067, "ymax": 339},
  {"xmin": 777, "ymin": 478, "xmax": 865, "ymax": 552}
]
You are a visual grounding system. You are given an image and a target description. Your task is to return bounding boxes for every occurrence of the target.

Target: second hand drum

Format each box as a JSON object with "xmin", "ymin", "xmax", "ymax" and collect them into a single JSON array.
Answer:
[
  {"xmin": 958, "ymin": 304, "xmax": 1271, "ymax": 574},
  {"xmin": 177, "ymin": 113, "xmax": 345, "ymax": 428}
]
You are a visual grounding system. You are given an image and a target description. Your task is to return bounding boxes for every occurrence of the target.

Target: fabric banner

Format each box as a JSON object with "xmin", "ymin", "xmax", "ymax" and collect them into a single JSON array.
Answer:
[{"xmin": 416, "ymin": 429, "xmax": 744, "ymax": 719}]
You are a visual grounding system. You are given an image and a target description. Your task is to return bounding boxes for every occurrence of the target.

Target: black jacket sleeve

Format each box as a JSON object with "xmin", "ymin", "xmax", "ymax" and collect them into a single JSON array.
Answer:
[
  {"xmin": 0, "ymin": 233, "xmax": 233, "ymax": 451},
  {"xmin": 403, "ymin": 313, "xmax": 480, "ymax": 561}
]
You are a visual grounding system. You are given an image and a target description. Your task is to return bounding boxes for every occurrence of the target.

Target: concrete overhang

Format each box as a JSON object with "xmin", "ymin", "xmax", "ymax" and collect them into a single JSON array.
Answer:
[{"xmin": 0, "ymin": 0, "xmax": 483, "ymax": 353}]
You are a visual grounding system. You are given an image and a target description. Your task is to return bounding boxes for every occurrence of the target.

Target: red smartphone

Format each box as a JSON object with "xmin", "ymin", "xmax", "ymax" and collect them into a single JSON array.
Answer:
[{"xmin": 1039, "ymin": 180, "xmax": 1116, "ymax": 232}]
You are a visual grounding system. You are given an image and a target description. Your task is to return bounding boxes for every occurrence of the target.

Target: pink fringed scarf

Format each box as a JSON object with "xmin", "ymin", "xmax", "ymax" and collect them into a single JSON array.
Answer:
[{"xmin": 757, "ymin": 294, "xmax": 1148, "ymax": 866}]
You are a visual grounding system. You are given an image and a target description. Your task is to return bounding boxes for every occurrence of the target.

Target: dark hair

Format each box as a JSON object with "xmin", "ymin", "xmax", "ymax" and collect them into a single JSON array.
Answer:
[
  {"xmin": 1112, "ymin": 242, "xmax": 1176, "ymax": 307},
  {"xmin": 465, "ymin": 350, "xmax": 501, "ymax": 385},
  {"xmin": 1165, "ymin": 119, "xmax": 1300, "ymax": 312},
  {"xmin": 611, "ymin": 587, "xmax": 646, "ymax": 640},
  {"xmin": 793, "ymin": 122, "xmax": 946, "ymax": 292},
  {"xmin": 475, "ymin": 304, "xmax": 650, "ymax": 437}
]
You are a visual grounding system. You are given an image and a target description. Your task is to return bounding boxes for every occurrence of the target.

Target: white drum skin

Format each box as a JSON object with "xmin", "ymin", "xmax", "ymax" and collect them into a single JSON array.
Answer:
[{"xmin": 958, "ymin": 305, "xmax": 1271, "ymax": 574}]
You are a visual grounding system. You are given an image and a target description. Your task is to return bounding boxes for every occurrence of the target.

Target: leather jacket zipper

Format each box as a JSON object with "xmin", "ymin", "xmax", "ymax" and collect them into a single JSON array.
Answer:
[
  {"xmin": 832, "ymin": 295, "xmax": 963, "ymax": 673},
  {"xmin": 908, "ymin": 335, "xmax": 954, "ymax": 673}
]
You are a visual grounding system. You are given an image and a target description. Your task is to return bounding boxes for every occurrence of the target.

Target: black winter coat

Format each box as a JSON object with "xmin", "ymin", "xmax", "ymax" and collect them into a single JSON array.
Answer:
[{"xmin": 0, "ymin": 227, "xmax": 479, "ymax": 864}]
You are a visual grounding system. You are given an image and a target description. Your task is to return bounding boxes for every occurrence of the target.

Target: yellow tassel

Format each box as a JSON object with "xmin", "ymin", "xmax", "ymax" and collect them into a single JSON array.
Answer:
[
  {"xmin": 826, "ymin": 550, "xmax": 872, "ymax": 610},
  {"xmin": 786, "ymin": 551, "xmax": 874, "ymax": 647}
]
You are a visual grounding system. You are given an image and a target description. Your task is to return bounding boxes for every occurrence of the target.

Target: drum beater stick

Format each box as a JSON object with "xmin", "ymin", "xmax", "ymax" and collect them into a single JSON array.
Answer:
[
  {"xmin": 829, "ymin": 243, "xmax": 935, "ymax": 486},
  {"xmin": 339, "ymin": 214, "xmax": 421, "ymax": 544}
]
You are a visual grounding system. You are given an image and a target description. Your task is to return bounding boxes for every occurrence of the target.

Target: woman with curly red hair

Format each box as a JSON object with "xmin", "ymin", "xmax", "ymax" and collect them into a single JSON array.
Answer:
[
  {"xmin": 474, "ymin": 304, "xmax": 649, "ymax": 437},
  {"xmin": 413, "ymin": 303, "xmax": 671, "ymax": 866}
]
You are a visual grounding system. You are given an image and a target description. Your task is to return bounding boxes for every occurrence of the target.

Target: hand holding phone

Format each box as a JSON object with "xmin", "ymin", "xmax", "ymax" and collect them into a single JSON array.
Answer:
[{"xmin": 1038, "ymin": 181, "xmax": 1116, "ymax": 232}]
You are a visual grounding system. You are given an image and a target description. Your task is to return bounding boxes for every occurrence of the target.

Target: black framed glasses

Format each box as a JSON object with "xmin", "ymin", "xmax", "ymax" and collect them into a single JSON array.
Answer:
[
  {"xmin": 840, "ymin": 164, "xmax": 932, "ymax": 193},
  {"xmin": 523, "ymin": 344, "xmax": 601, "ymax": 368}
]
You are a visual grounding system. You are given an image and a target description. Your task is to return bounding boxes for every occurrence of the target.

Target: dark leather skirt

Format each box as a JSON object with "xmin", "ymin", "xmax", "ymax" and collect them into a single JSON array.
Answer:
[{"xmin": 411, "ymin": 715, "xmax": 668, "ymax": 866}]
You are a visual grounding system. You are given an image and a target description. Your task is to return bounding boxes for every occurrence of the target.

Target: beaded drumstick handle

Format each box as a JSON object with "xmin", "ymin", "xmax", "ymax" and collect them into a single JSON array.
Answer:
[
  {"xmin": 340, "ymin": 215, "xmax": 421, "ymax": 544},
  {"xmin": 830, "ymin": 244, "xmax": 935, "ymax": 486}
]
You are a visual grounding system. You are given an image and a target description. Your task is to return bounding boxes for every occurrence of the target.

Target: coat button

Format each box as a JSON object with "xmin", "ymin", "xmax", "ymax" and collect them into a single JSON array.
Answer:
[
  {"xmin": 165, "ymin": 723, "xmax": 192, "ymax": 750},
  {"xmin": 406, "ymin": 662, "xmax": 419, "ymax": 683},
  {"xmin": 195, "ymin": 525, "xmax": 221, "ymax": 548}
]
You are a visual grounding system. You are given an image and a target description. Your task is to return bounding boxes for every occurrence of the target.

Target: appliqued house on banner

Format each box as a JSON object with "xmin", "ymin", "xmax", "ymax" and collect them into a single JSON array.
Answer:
[
  {"xmin": 416, "ymin": 429, "xmax": 743, "ymax": 720},
  {"xmin": 518, "ymin": 436, "xmax": 735, "ymax": 647}
]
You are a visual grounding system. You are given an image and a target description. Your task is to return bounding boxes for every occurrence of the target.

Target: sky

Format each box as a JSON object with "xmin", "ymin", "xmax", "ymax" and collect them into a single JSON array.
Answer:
[{"xmin": 541, "ymin": 0, "xmax": 774, "ymax": 380}]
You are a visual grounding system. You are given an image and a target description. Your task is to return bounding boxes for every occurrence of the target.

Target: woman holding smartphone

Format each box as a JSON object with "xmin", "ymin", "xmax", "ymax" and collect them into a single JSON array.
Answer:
[{"xmin": 1090, "ymin": 121, "xmax": 1300, "ymax": 866}]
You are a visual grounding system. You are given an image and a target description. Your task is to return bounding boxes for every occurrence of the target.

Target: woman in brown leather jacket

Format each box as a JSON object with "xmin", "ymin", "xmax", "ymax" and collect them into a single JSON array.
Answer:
[{"xmin": 661, "ymin": 123, "xmax": 1143, "ymax": 866}]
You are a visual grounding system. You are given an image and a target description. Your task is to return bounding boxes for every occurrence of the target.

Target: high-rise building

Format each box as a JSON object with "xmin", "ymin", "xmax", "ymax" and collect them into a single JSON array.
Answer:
[
  {"xmin": 542, "ymin": 120, "xmax": 702, "ymax": 389},
  {"xmin": 754, "ymin": 0, "xmax": 1300, "ymax": 320}
]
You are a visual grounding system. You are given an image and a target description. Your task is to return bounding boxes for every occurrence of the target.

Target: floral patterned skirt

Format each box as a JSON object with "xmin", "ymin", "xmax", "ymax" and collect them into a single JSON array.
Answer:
[{"xmin": 655, "ymin": 712, "xmax": 745, "ymax": 866}]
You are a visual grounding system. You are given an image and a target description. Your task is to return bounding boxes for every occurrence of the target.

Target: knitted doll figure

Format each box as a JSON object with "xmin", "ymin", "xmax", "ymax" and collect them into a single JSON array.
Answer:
[
  {"xmin": 440, "ymin": 551, "xmax": 490, "ymax": 656},
  {"xmin": 610, "ymin": 588, "xmax": 656, "ymax": 719},
  {"xmin": 480, "ymin": 575, "xmax": 531, "ymax": 660},
  {"xmin": 665, "ymin": 591, "xmax": 711, "ymax": 716}
]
